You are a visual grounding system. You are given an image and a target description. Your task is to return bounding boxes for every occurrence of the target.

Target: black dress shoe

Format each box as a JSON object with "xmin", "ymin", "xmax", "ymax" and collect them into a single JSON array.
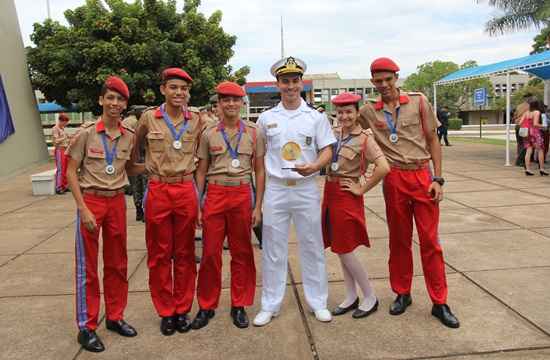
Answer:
[
  {"xmin": 175, "ymin": 313, "xmax": 192, "ymax": 333},
  {"xmin": 160, "ymin": 316, "xmax": 176, "ymax": 336},
  {"xmin": 230, "ymin": 307, "xmax": 249, "ymax": 328},
  {"xmin": 389, "ymin": 294, "xmax": 412, "ymax": 315},
  {"xmin": 432, "ymin": 304, "xmax": 460, "ymax": 329},
  {"xmin": 77, "ymin": 329, "xmax": 105, "ymax": 353},
  {"xmin": 105, "ymin": 319, "xmax": 137, "ymax": 337},
  {"xmin": 191, "ymin": 309, "xmax": 215, "ymax": 330},
  {"xmin": 331, "ymin": 298, "xmax": 359, "ymax": 316},
  {"xmin": 352, "ymin": 299, "xmax": 379, "ymax": 319},
  {"xmin": 135, "ymin": 208, "xmax": 144, "ymax": 222}
]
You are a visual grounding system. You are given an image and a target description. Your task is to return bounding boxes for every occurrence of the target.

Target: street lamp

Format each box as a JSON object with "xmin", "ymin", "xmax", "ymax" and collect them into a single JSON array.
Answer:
[{"xmin": 46, "ymin": 0, "xmax": 51, "ymax": 19}]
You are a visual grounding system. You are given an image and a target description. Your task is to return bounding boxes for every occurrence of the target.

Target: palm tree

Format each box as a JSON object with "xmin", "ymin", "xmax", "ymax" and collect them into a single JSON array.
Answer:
[{"xmin": 479, "ymin": 0, "xmax": 550, "ymax": 35}]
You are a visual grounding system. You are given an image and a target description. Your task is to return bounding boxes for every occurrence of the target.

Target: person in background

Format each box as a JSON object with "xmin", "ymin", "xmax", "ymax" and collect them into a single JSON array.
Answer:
[
  {"xmin": 52, "ymin": 112, "xmax": 71, "ymax": 194},
  {"xmin": 123, "ymin": 105, "xmax": 148, "ymax": 221},
  {"xmin": 436, "ymin": 106, "xmax": 451, "ymax": 146},
  {"xmin": 520, "ymin": 98, "xmax": 548, "ymax": 176}
]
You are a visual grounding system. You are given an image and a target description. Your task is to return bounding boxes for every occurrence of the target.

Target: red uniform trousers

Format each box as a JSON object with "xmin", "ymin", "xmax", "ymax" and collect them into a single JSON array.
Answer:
[
  {"xmin": 144, "ymin": 180, "xmax": 198, "ymax": 317},
  {"xmin": 383, "ymin": 167, "xmax": 448, "ymax": 305},
  {"xmin": 55, "ymin": 147, "xmax": 68, "ymax": 192},
  {"xmin": 75, "ymin": 193, "xmax": 128, "ymax": 331},
  {"xmin": 196, "ymin": 184, "xmax": 256, "ymax": 310}
]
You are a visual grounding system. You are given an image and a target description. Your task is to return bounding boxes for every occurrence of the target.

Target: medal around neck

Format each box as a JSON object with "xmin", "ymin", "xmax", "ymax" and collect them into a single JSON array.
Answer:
[
  {"xmin": 173, "ymin": 140, "xmax": 182, "ymax": 150},
  {"xmin": 105, "ymin": 165, "xmax": 115, "ymax": 175},
  {"xmin": 331, "ymin": 162, "xmax": 339, "ymax": 171},
  {"xmin": 231, "ymin": 159, "xmax": 241, "ymax": 168},
  {"xmin": 389, "ymin": 133, "xmax": 399, "ymax": 143}
]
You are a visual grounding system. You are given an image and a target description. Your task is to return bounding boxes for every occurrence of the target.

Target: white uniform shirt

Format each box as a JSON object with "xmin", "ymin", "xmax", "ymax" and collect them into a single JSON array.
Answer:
[{"xmin": 258, "ymin": 99, "xmax": 336, "ymax": 180}]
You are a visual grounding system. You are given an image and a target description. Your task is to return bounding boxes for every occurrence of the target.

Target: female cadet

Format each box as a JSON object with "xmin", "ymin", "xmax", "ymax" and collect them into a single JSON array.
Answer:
[{"xmin": 322, "ymin": 92, "xmax": 390, "ymax": 318}]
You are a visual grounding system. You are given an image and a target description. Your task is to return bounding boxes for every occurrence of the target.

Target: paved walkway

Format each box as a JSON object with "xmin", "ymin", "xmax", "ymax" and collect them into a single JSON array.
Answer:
[{"xmin": 1, "ymin": 142, "xmax": 550, "ymax": 360}]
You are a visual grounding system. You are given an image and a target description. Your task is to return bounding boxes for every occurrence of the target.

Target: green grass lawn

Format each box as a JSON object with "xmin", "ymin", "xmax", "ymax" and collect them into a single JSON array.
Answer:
[{"xmin": 451, "ymin": 137, "xmax": 510, "ymax": 146}]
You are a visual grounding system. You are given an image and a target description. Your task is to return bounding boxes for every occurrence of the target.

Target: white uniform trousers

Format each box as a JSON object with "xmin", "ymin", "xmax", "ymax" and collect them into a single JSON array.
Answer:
[{"xmin": 261, "ymin": 177, "xmax": 328, "ymax": 312}]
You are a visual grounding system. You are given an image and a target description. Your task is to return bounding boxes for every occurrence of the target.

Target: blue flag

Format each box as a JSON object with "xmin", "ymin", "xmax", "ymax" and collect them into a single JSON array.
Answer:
[{"xmin": 0, "ymin": 75, "xmax": 15, "ymax": 144}]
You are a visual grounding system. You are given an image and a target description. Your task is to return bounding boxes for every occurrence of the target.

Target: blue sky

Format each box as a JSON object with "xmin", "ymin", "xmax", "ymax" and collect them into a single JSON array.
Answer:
[{"xmin": 15, "ymin": 0, "xmax": 540, "ymax": 81}]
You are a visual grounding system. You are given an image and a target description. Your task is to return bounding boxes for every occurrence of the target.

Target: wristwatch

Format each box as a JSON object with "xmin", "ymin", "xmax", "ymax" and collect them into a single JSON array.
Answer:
[{"xmin": 432, "ymin": 176, "xmax": 445, "ymax": 186}]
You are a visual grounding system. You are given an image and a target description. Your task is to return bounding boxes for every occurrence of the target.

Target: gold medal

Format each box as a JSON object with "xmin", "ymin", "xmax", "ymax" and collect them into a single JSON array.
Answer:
[{"xmin": 281, "ymin": 141, "xmax": 302, "ymax": 161}]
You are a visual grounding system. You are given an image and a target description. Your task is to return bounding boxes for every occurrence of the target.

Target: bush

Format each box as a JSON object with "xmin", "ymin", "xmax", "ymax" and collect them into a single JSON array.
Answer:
[{"xmin": 448, "ymin": 118, "xmax": 463, "ymax": 130}]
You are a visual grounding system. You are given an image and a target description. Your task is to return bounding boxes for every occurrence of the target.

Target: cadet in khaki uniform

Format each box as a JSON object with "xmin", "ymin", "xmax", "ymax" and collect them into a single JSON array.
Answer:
[
  {"xmin": 135, "ymin": 67, "xmax": 204, "ymax": 336},
  {"xmin": 321, "ymin": 93, "xmax": 389, "ymax": 319},
  {"xmin": 359, "ymin": 57, "xmax": 459, "ymax": 328},
  {"xmin": 192, "ymin": 81, "xmax": 265, "ymax": 330},
  {"xmin": 66, "ymin": 76, "xmax": 141, "ymax": 353},
  {"xmin": 53, "ymin": 113, "xmax": 71, "ymax": 194}
]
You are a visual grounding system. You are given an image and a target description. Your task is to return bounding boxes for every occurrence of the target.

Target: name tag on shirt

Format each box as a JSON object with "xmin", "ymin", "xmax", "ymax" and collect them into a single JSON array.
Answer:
[{"xmin": 267, "ymin": 123, "xmax": 278, "ymax": 129}]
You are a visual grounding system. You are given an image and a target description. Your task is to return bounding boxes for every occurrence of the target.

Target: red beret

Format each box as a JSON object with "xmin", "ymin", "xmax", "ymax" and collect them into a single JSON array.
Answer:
[
  {"xmin": 370, "ymin": 57, "xmax": 400, "ymax": 74},
  {"xmin": 162, "ymin": 67, "xmax": 193, "ymax": 83},
  {"xmin": 104, "ymin": 76, "xmax": 129, "ymax": 100},
  {"xmin": 216, "ymin": 81, "xmax": 245, "ymax": 97},
  {"xmin": 332, "ymin": 92, "xmax": 362, "ymax": 106},
  {"xmin": 58, "ymin": 112, "xmax": 70, "ymax": 121}
]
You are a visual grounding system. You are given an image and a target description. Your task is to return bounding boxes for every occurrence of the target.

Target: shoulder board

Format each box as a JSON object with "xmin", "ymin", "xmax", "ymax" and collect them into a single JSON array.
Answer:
[
  {"xmin": 407, "ymin": 92, "xmax": 425, "ymax": 97},
  {"xmin": 366, "ymin": 98, "xmax": 378, "ymax": 104},
  {"xmin": 81, "ymin": 121, "xmax": 95, "ymax": 129},
  {"xmin": 361, "ymin": 128, "xmax": 374, "ymax": 136},
  {"xmin": 142, "ymin": 107, "xmax": 158, "ymax": 116},
  {"xmin": 122, "ymin": 124, "xmax": 135, "ymax": 133},
  {"xmin": 188, "ymin": 106, "xmax": 200, "ymax": 113},
  {"xmin": 244, "ymin": 120, "xmax": 259, "ymax": 129}
]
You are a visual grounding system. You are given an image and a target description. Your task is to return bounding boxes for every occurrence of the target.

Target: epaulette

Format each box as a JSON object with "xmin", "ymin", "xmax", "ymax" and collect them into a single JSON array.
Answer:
[
  {"xmin": 244, "ymin": 119, "xmax": 259, "ymax": 129},
  {"xmin": 407, "ymin": 92, "xmax": 425, "ymax": 97},
  {"xmin": 361, "ymin": 128, "xmax": 374, "ymax": 136},
  {"xmin": 122, "ymin": 124, "xmax": 135, "ymax": 133},
  {"xmin": 188, "ymin": 106, "xmax": 200, "ymax": 113},
  {"xmin": 81, "ymin": 121, "xmax": 95, "ymax": 128},
  {"xmin": 366, "ymin": 98, "xmax": 378, "ymax": 103}
]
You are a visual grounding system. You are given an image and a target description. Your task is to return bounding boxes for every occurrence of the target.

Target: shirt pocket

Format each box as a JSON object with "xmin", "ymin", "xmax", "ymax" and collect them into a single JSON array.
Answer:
[
  {"xmin": 265, "ymin": 128, "xmax": 282, "ymax": 149},
  {"xmin": 297, "ymin": 129, "xmax": 315, "ymax": 150},
  {"xmin": 117, "ymin": 148, "xmax": 131, "ymax": 160},
  {"xmin": 399, "ymin": 112, "xmax": 420, "ymax": 128},
  {"xmin": 147, "ymin": 132, "xmax": 165, "ymax": 152},
  {"xmin": 339, "ymin": 145, "xmax": 359, "ymax": 161},
  {"xmin": 181, "ymin": 135, "xmax": 195, "ymax": 154}
]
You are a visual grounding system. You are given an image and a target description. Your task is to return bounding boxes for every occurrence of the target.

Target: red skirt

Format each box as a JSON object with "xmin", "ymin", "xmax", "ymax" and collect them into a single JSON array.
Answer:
[{"xmin": 322, "ymin": 179, "xmax": 370, "ymax": 254}]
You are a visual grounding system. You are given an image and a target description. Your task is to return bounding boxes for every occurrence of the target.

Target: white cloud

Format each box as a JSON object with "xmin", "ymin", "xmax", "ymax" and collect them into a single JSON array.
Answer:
[{"xmin": 15, "ymin": 0, "xmax": 540, "ymax": 80}]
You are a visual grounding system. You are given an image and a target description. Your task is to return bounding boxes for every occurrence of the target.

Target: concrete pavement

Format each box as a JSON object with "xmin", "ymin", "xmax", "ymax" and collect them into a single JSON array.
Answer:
[{"xmin": 1, "ymin": 142, "xmax": 550, "ymax": 359}]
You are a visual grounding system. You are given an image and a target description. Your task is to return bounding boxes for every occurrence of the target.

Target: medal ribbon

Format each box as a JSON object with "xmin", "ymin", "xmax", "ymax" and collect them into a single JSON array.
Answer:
[
  {"xmin": 332, "ymin": 132, "xmax": 353, "ymax": 164},
  {"xmin": 383, "ymin": 108, "xmax": 400, "ymax": 137},
  {"xmin": 160, "ymin": 104, "xmax": 190, "ymax": 142},
  {"xmin": 219, "ymin": 121, "xmax": 245, "ymax": 160},
  {"xmin": 100, "ymin": 132, "xmax": 119, "ymax": 168}
]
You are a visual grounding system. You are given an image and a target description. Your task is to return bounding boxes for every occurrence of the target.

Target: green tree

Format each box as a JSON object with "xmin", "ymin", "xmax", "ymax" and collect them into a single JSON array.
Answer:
[
  {"xmin": 403, "ymin": 60, "xmax": 494, "ymax": 115},
  {"xmin": 478, "ymin": 0, "xmax": 550, "ymax": 35},
  {"xmin": 27, "ymin": 0, "xmax": 249, "ymax": 112},
  {"xmin": 494, "ymin": 80, "xmax": 544, "ymax": 110}
]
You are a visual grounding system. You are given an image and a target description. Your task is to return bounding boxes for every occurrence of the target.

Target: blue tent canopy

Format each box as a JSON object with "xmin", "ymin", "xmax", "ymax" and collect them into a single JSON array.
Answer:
[
  {"xmin": 37, "ymin": 102, "xmax": 79, "ymax": 113},
  {"xmin": 436, "ymin": 50, "xmax": 550, "ymax": 85}
]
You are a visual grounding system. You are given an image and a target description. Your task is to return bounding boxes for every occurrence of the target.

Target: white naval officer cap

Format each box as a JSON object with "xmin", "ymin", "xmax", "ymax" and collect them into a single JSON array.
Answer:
[{"xmin": 270, "ymin": 56, "xmax": 307, "ymax": 78}]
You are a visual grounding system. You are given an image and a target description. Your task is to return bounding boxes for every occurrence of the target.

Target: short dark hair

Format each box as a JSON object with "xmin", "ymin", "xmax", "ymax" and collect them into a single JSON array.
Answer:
[{"xmin": 528, "ymin": 98, "xmax": 544, "ymax": 112}]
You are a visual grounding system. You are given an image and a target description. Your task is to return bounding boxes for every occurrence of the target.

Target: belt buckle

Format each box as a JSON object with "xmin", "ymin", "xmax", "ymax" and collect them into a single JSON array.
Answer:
[{"xmin": 286, "ymin": 179, "xmax": 297, "ymax": 186}]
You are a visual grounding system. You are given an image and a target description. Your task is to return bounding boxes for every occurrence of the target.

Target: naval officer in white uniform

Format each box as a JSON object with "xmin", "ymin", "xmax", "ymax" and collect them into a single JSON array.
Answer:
[{"xmin": 253, "ymin": 57, "xmax": 336, "ymax": 326}]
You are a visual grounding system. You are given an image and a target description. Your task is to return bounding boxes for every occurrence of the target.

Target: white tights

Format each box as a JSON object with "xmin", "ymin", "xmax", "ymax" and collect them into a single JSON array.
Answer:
[{"xmin": 338, "ymin": 252, "xmax": 377, "ymax": 311}]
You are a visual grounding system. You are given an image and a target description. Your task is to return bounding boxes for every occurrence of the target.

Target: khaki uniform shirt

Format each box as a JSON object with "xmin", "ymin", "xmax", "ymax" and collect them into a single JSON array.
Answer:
[
  {"xmin": 138, "ymin": 106, "xmax": 204, "ymax": 177},
  {"xmin": 328, "ymin": 126, "xmax": 384, "ymax": 178},
  {"xmin": 197, "ymin": 120, "xmax": 265, "ymax": 181},
  {"xmin": 122, "ymin": 115, "xmax": 139, "ymax": 131},
  {"xmin": 52, "ymin": 125, "xmax": 70, "ymax": 148},
  {"xmin": 358, "ymin": 91, "xmax": 437, "ymax": 164},
  {"xmin": 67, "ymin": 120, "xmax": 135, "ymax": 190}
]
